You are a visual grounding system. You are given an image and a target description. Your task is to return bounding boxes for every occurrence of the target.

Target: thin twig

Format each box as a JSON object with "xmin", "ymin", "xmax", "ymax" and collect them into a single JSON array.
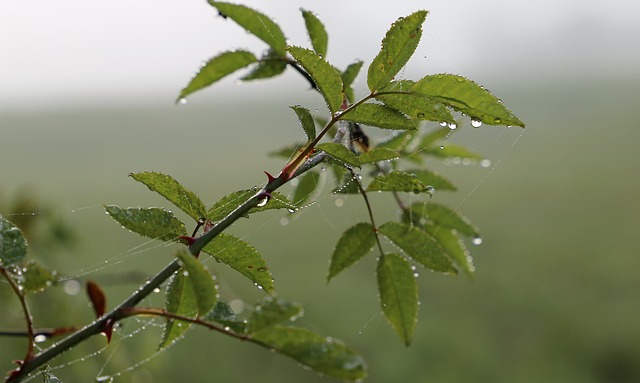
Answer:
[{"xmin": 0, "ymin": 268, "xmax": 35, "ymax": 363}]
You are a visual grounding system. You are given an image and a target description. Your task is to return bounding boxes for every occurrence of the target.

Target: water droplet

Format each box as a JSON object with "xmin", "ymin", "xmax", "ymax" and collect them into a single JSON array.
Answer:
[
  {"xmin": 439, "ymin": 121, "xmax": 447, "ymax": 127},
  {"xmin": 256, "ymin": 196, "xmax": 269, "ymax": 207},
  {"xmin": 480, "ymin": 159, "xmax": 491, "ymax": 168},
  {"xmin": 63, "ymin": 279, "xmax": 81, "ymax": 295},
  {"xmin": 426, "ymin": 185, "xmax": 435, "ymax": 194},
  {"xmin": 472, "ymin": 237, "xmax": 483, "ymax": 245},
  {"xmin": 413, "ymin": 272, "xmax": 419, "ymax": 278},
  {"xmin": 494, "ymin": 118, "xmax": 502, "ymax": 124},
  {"xmin": 178, "ymin": 98, "xmax": 188, "ymax": 105},
  {"xmin": 34, "ymin": 334, "xmax": 47, "ymax": 343},
  {"xmin": 287, "ymin": 208, "xmax": 296, "ymax": 213},
  {"xmin": 471, "ymin": 119, "xmax": 482, "ymax": 128},
  {"xmin": 153, "ymin": 287, "xmax": 160, "ymax": 293},
  {"xmin": 223, "ymin": 326, "xmax": 231, "ymax": 332},
  {"xmin": 182, "ymin": 271, "xmax": 189, "ymax": 277},
  {"xmin": 95, "ymin": 376, "xmax": 113, "ymax": 383},
  {"xmin": 334, "ymin": 198, "xmax": 344, "ymax": 208},
  {"xmin": 439, "ymin": 145, "xmax": 444, "ymax": 150},
  {"xmin": 448, "ymin": 122, "xmax": 457, "ymax": 130}
]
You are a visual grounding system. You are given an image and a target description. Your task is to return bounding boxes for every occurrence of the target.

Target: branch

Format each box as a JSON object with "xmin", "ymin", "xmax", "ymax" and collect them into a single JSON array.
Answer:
[{"xmin": 0, "ymin": 268, "xmax": 35, "ymax": 363}]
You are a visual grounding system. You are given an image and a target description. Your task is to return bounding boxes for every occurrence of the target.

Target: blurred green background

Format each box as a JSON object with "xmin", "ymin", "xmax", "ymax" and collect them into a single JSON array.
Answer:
[{"xmin": 2, "ymin": 1, "xmax": 640, "ymax": 382}]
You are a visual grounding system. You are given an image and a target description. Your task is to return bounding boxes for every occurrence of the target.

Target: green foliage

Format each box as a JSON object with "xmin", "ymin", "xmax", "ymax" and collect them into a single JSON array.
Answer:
[{"xmin": 0, "ymin": 3, "xmax": 526, "ymax": 383}]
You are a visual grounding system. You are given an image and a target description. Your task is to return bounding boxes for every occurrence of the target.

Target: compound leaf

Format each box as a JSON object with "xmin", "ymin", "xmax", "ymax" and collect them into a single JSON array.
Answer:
[
  {"xmin": 159, "ymin": 270, "xmax": 198, "ymax": 349},
  {"xmin": 290, "ymin": 105, "xmax": 316, "ymax": 142},
  {"xmin": 178, "ymin": 50, "xmax": 257, "ymax": 101},
  {"xmin": 377, "ymin": 253, "xmax": 418, "ymax": 346},
  {"xmin": 209, "ymin": 2, "xmax": 287, "ymax": 55},
  {"xmin": 378, "ymin": 222, "xmax": 456, "ymax": 273},
  {"xmin": 248, "ymin": 297, "xmax": 304, "ymax": 334},
  {"xmin": 104, "ymin": 206, "xmax": 187, "ymax": 241},
  {"xmin": 316, "ymin": 142, "xmax": 360, "ymax": 167},
  {"xmin": 341, "ymin": 103, "xmax": 416, "ymax": 131},
  {"xmin": 287, "ymin": 46, "xmax": 344, "ymax": 113},
  {"xmin": 251, "ymin": 325, "xmax": 367, "ymax": 382},
  {"xmin": 376, "ymin": 80, "xmax": 455, "ymax": 124},
  {"xmin": 328, "ymin": 223, "xmax": 376, "ymax": 281},
  {"xmin": 130, "ymin": 172, "xmax": 206, "ymax": 221},
  {"xmin": 176, "ymin": 250, "xmax": 217, "ymax": 316},
  {"xmin": 301, "ymin": 9, "xmax": 328, "ymax": 58},
  {"xmin": 367, "ymin": 172, "xmax": 430, "ymax": 194},
  {"xmin": 202, "ymin": 233, "xmax": 274, "ymax": 293},
  {"xmin": 412, "ymin": 74, "xmax": 525, "ymax": 127},
  {"xmin": 368, "ymin": 11, "xmax": 428, "ymax": 91},
  {"xmin": 0, "ymin": 216, "xmax": 27, "ymax": 266}
]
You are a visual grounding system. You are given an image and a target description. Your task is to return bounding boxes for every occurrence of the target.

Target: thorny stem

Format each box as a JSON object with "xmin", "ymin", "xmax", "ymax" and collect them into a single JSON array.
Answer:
[{"xmin": 0, "ymin": 268, "xmax": 35, "ymax": 363}]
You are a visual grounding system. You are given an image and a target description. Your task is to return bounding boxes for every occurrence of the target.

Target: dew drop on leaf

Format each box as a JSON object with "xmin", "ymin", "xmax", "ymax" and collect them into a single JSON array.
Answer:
[
  {"xmin": 439, "ymin": 121, "xmax": 447, "ymax": 127},
  {"xmin": 480, "ymin": 159, "xmax": 491, "ymax": 168},
  {"xmin": 472, "ymin": 237, "xmax": 483, "ymax": 245},
  {"xmin": 471, "ymin": 119, "xmax": 482, "ymax": 128},
  {"xmin": 257, "ymin": 196, "xmax": 269, "ymax": 207},
  {"xmin": 178, "ymin": 98, "xmax": 188, "ymax": 105},
  {"xmin": 448, "ymin": 122, "xmax": 457, "ymax": 130}
]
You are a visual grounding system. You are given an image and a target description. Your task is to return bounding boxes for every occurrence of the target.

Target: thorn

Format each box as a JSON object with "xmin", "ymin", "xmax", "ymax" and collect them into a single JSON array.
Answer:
[
  {"xmin": 264, "ymin": 171, "xmax": 277, "ymax": 184},
  {"xmin": 102, "ymin": 319, "xmax": 115, "ymax": 344},
  {"xmin": 178, "ymin": 236, "xmax": 196, "ymax": 246}
]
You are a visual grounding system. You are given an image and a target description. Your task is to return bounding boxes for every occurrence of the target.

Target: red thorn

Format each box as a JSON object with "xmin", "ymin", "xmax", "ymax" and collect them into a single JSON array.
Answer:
[
  {"xmin": 264, "ymin": 171, "xmax": 277, "ymax": 184},
  {"xmin": 178, "ymin": 235, "xmax": 196, "ymax": 245},
  {"xmin": 102, "ymin": 318, "xmax": 115, "ymax": 344}
]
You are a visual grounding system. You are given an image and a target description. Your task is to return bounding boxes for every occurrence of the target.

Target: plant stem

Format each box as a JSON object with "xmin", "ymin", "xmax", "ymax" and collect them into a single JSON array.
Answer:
[
  {"xmin": 347, "ymin": 168, "xmax": 386, "ymax": 257},
  {"xmin": 0, "ymin": 268, "xmax": 35, "ymax": 363}
]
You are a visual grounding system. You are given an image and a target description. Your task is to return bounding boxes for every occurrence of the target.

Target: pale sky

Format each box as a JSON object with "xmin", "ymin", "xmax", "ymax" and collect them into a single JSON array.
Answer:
[{"xmin": 1, "ymin": 0, "xmax": 638, "ymax": 109}]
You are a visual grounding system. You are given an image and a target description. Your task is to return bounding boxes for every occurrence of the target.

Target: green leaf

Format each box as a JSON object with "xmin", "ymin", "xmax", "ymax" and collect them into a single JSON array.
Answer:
[
  {"xmin": 341, "ymin": 61, "xmax": 363, "ymax": 103},
  {"xmin": 412, "ymin": 74, "xmax": 525, "ymax": 127},
  {"xmin": 423, "ymin": 224, "xmax": 474, "ymax": 276},
  {"xmin": 287, "ymin": 46, "xmax": 344, "ymax": 113},
  {"xmin": 376, "ymin": 80, "xmax": 455, "ymax": 123},
  {"xmin": 248, "ymin": 297, "xmax": 304, "ymax": 334},
  {"xmin": 332, "ymin": 171, "xmax": 360, "ymax": 195},
  {"xmin": 367, "ymin": 171, "xmax": 430, "ymax": 194},
  {"xmin": 130, "ymin": 172, "xmax": 206, "ymax": 221},
  {"xmin": 422, "ymin": 143, "xmax": 484, "ymax": 161},
  {"xmin": 292, "ymin": 170, "xmax": 320, "ymax": 206},
  {"xmin": 417, "ymin": 127, "xmax": 452, "ymax": 148},
  {"xmin": 251, "ymin": 325, "xmax": 367, "ymax": 382},
  {"xmin": 316, "ymin": 142, "xmax": 360, "ymax": 167},
  {"xmin": 159, "ymin": 270, "xmax": 198, "ymax": 349},
  {"xmin": 377, "ymin": 253, "xmax": 418, "ymax": 346},
  {"xmin": 290, "ymin": 105, "xmax": 316, "ymax": 142},
  {"xmin": 22, "ymin": 261, "xmax": 57, "ymax": 294},
  {"xmin": 342, "ymin": 103, "xmax": 416, "ymax": 131},
  {"xmin": 209, "ymin": 2, "xmax": 287, "ymax": 55},
  {"xmin": 368, "ymin": 11, "xmax": 428, "ymax": 91},
  {"xmin": 301, "ymin": 9, "xmax": 328, "ymax": 58},
  {"xmin": 376, "ymin": 130, "xmax": 417, "ymax": 151},
  {"xmin": 378, "ymin": 222, "xmax": 457, "ymax": 273},
  {"xmin": 207, "ymin": 189, "xmax": 294, "ymax": 222},
  {"xmin": 201, "ymin": 233, "xmax": 274, "ymax": 293},
  {"xmin": 405, "ymin": 169, "xmax": 457, "ymax": 191},
  {"xmin": 104, "ymin": 206, "xmax": 187, "ymax": 241},
  {"xmin": 178, "ymin": 50, "xmax": 257, "ymax": 101},
  {"xmin": 242, "ymin": 50, "xmax": 287, "ymax": 81},
  {"xmin": 0, "ymin": 216, "xmax": 27, "ymax": 266},
  {"xmin": 328, "ymin": 223, "xmax": 376, "ymax": 281},
  {"xmin": 176, "ymin": 250, "xmax": 217, "ymax": 316},
  {"xmin": 408, "ymin": 202, "xmax": 480, "ymax": 238},
  {"xmin": 358, "ymin": 148, "xmax": 400, "ymax": 164},
  {"xmin": 204, "ymin": 301, "xmax": 247, "ymax": 334}
]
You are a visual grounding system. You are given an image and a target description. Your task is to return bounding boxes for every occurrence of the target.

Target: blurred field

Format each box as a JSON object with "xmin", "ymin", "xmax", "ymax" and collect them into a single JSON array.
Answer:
[{"xmin": 1, "ymin": 79, "xmax": 639, "ymax": 383}]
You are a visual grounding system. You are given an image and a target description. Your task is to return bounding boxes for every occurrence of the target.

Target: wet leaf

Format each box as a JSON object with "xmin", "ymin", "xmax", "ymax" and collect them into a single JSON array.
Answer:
[
  {"xmin": 367, "ymin": 172, "xmax": 430, "ymax": 194},
  {"xmin": 248, "ymin": 296, "xmax": 304, "ymax": 334},
  {"xmin": 405, "ymin": 169, "xmax": 457, "ymax": 191},
  {"xmin": 408, "ymin": 202, "xmax": 479, "ymax": 238},
  {"xmin": 332, "ymin": 171, "xmax": 360, "ymax": 195},
  {"xmin": 209, "ymin": 2, "xmax": 287, "ymax": 55},
  {"xmin": 242, "ymin": 49, "xmax": 287, "ymax": 81},
  {"xmin": 178, "ymin": 50, "xmax": 257, "ymax": 101},
  {"xmin": 417, "ymin": 127, "xmax": 452, "ymax": 148},
  {"xmin": 207, "ymin": 190, "xmax": 294, "ymax": 222},
  {"xmin": 378, "ymin": 222, "xmax": 457, "ymax": 273},
  {"xmin": 290, "ymin": 105, "xmax": 316, "ymax": 142},
  {"xmin": 328, "ymin": 223, "xmax": 376, "ymax": 281},
  {"xmin": 159, "ymin": 270, "xmax": 197, "ymax": 349},
  {"xmin": 376, "ymin": 130, "xmax": 417, "ymax": 151},
  {"xmin": 376, "ymin": 80, "xmax": 455, "ymax": 123},
  {"xmin": 176, "ymin": 250, "xmax": 217, "ymax": 316},
  {"xmin": 341, "ymin": 103, "xmax": 416, "ymax": 131},
  {"xmin": 368, "ymin": 11, "xmax": 427, "ymax": 91},
  {"xmin": 316, "ymin": 142, "xmax": 360, "ymax": 167},
  {"xmin": 301, "ymin": 9, "xmax": 328, "ymax": 58},
  {"xmin": 130, "ymin": 172, "xmax": 206, "ymax": 221},
  {"xmin": 292, "ymin": 170, "xmax": 320, "ymax": 206},
  {"xmin": 204, "ymin": 301, "xmax": 247, "ymax": 334},
  {"xmin": 104, "ymin": 206, "xmax": 187, "ymax": 241},
  {"xmin": 0, "ymin": 216, "xmax": 27, "ymax": 266},
  {"xmin": 377, "ymin": 253, "xmax": 418, "ymax": 346},
  {"xmin": 412, "ymin": 74, "xmax": 525, "ymax": 127},
  {"xmin": 341, "ymin": 61, "xmax": 363, "ymax": 102},
  {"xmin": 202, "ymin": 233, "xmax": 274, "ymax": 293},
  {"xmin": 251, "ymin": 325, "xmax": 367, "ymax": 382},
  {"xmin": 423, "ymin": 224, "xmax": 474, "ymax": 277},
  {"xmin": 358, "ymin": 148, "xmax": 400, "ymax": 164},
  {"xmin": 287, "ymin": 46, "xmax": 344, "ymax": 113},
  {"xmin": 22, "ymin": 260, "xmax": 57, "ymax": 294}
]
